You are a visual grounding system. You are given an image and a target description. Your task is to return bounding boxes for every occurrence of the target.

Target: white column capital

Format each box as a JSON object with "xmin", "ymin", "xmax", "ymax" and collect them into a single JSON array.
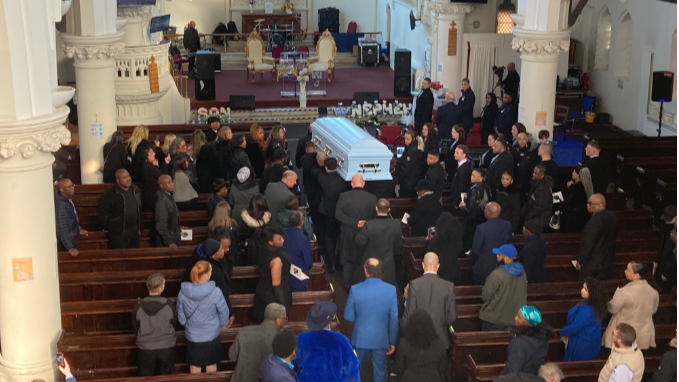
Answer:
[
  {"xmin": 0, "ymin": 107, "xmax": 71, "ymax": 161},
  {"xmin": 62, "ymin": 30, "xmax": 126, "ymax": 63},
  {"xmin": 117, "ymin": 5, "xmax": 154, "ymax": 20},
  {"xmin": 428, "ymin": 1, "xmax": 473, "ymax": 16},
  {"xmin": 511, "ymin": 28, "xmax": 570, "ymax": 60}
]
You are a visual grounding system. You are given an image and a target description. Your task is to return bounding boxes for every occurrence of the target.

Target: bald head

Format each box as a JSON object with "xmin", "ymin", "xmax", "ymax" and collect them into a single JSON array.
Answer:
[
  {"xmin": 445, "ymin": 92, "xmax": 455, "ymax": 103},
  {"xmin": 158, "ymin": 174, "xmax": 173, "ymax": 193},
  {"xmin": 364, "ymin": 258, "xmax": 383, "ymax": 278},
  {"xmin": 281, "ymin": 171, "xmax": 298, "ymax": 188},
  {"xmin": 587, "ymin": 193, "xmax": 606, "ymax": 214},
  {"xmin": 115, "ymin": 169, "xmax": 132, "ymax": 190},
  {"xmin": 316, "ymin": 151, "xmax": 327, "ymax": 166},
  {"xmin": 351, "ymin": 174, "xmax": 365, "ymax": 189},
  {"xmin": 58, "ymin": 178, "xmax": 75, "ymax": 198},
  {"xmin": 190, "ymin": 20, "xmax": 196, "ymax": 28},
  {"xmin": 423, "ymin": 252, "xmax": 440, "ymax": 273},
  {"xmin": 485, "ymin": 202, "xmax": 501, "ymax": 219}
]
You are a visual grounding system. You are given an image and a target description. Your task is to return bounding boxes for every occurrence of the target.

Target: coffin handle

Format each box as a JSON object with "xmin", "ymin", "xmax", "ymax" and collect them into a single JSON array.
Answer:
[
  {"xmin": 336, "ymin": 155, "xmax": 345, "ymax": 168},
  {"xmin": 358, "ymin": 162, "xmax": 382, "ymax": 173},
  {"xmin": 324, "ymin": 145, "xmax": 333, "ymax": 155}
]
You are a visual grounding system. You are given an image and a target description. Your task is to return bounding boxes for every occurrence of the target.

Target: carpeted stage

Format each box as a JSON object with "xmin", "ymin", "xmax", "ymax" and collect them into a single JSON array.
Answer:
[{"xmin": 189, "ymin": 66, "xmax": 412, "ymax": 109}]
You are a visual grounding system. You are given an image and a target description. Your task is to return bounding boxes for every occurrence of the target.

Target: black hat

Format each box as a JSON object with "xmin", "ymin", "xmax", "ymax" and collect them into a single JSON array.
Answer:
[
  {"xmin": 660, "ymin": 206, "xmax": 677, "ymax": 222},
  {"xmin": 212, "ymin": 178, "xmax": 227, "ymax": 193},
  {"xmin": 273, "ymin": 148, "xmax": 289, "ymax": 160},
  {"xmin": 416, "ymin": 179, "xmax": 432, "ymax": 192},
  {"xmin": 523, "ymin": 220, "xmax": 543, "ymax": 235},
  {"xmin": 272, "ymin": 329, "xmax": 297, "ymax": 358},
  {"xmin": 207, "ymin": 116, "xmax": 220, "ymax": 125},
  {"xmin": 306, "ymin": 301, "xmax": 336, "ymax": 331}
]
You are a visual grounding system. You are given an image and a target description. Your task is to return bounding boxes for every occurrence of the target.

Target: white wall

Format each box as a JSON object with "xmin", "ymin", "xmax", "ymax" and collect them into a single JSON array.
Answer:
[
  {"xmin": 571, "ymin": 0, "xmax": 677, "ymax": 135},
  {"xmin": 312, "ymin": 0, "xmax": 374, "ymax": 33},
  {"xmin": 378, "ymin": 0, "xmax": 431, "ymax": 74},
  {"xmin": 164, "ymin": 0, "xmax": 226, "ymax": 36}
]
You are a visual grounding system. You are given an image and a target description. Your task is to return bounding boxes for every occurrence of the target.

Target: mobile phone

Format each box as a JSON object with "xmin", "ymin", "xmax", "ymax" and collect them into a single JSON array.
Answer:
[
  {"xmin": 155, "ymin": 135, "xmax": 160, "ymax": 142},
  {"xmin": 56, "ymin": 353, "xmax": 65, "ymax": 368}
]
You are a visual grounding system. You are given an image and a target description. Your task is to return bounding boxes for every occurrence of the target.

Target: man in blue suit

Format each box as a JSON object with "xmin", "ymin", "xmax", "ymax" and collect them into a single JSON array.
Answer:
[
  {"xmin": 471, "ymin": 202, "xmax": 513, "ymax": 285},
  {"xmin": 494, "ymin": 93, "xmax": 517, "ymax": 140},
  {"xmin": 344, "ymin": 258, "xmax": 399, "ymax": 382},
  {"xmin": 434, "ymin": 92, "xmax": 461, "ymax": 140}
]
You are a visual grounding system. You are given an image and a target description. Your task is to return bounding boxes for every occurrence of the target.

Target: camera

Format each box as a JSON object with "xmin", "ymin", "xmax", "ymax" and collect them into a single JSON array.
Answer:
[{"xmin": 493, "ymin": 65, "xmax": 505, "ymax": 79}]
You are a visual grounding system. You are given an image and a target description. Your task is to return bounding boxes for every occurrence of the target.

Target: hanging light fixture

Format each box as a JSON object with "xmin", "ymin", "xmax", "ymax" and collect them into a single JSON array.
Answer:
[{"xmin": 496, "ymin": 0, "xmax": 516, "ymax": 34}]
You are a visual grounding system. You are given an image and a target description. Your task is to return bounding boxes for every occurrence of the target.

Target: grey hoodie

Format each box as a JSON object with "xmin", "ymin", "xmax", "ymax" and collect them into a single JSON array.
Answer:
[{"xmin": 132, "ymin": 296, "xmax": 177, "ymax": 350}]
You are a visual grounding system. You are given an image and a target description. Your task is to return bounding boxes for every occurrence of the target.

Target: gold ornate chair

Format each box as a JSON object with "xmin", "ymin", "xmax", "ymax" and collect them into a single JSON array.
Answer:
[
  {"xmin": 245, "ymin": 29, "xmax": 275, "ymax": 82},
  {"xmin": 308, "ymin": 29, "xmax": 337, "ymax": 82}
]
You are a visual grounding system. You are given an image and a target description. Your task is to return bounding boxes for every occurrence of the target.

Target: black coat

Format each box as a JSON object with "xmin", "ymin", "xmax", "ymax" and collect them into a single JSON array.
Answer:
[
  {"xmin": 196, "ymin": 144, "xmax": 220, "ymax": 193},
  {"xmin": 656, "ymin": 225, "xmax": 677, "ymax": 292},
  {"xmin": 259, "ymin": 163, "xmax": 286, "ymax": 193},
  {"xmin": 364, "ymin": 179, "xmax": 398, "ymax": 199},
  {"xmin": 355, "ymin": 216, "xmax": 403, "ymax": 286},
  {"xmin": 301, "ymin": 154, "xmax": 322, "ymax": 207},
  {"xmin": 229, "ymin": 147, "xmax": 254, "ymax": 181},
  {"xmin": 397, "ymin": 143, "xmax": 426, "ymax": 198},
  {"xmin": 394, "ymin": 338, "xmax": 447, "ymax": 382},
  {"xmin": 183, "ymin": 27, "xmax": 201, "ymax": 52},
  {"xmin": 434, "ymin": 102, "xmax": 461, "ymax": 140},
  {"xmin": 153, "ymin": 190, "xmax": 180, "ymax": 247},
  {"xmin": 522, "ymin": 176, "xmax": 554, "ymax": 230},
  {"xmin": 204, "ymin": 128, "xmax": 219, "ymax": 142},
  {"xmin": 560, "ymin": 182, "xmax": 590, "ymax": 233},
  {"xmin": 458, "ymin": 88, "xmax": 476, "ymax": 131},
  {"xmin": 502, "ymin": 70, "xmax": 521, "ymax": 99},
  {"xmin": 501, "ymin": 323, "xmax": 553, "ymax": 376},
  {"xmin": 450, "ymin": 160, "xmax": 472, "ymax": 208},
  {"xmin": 426, "ymin": 235, "xmax": 462, "ymax": 285},
  {"xmin": 215, "ymin": 140, "xmax": 231, "ymax": 180},
  {"xmin": 423, "ymin": 136, "xmax": 439, "ymax": 156},
  {"xmin": 496, "ymin": 184, "xmax": 521, "ymax": 233},
  {"xmin": 103, "ymin": 143, "xmax": 129, "ymax": 184},
  {"xmin": 519, "ymin": 234, "xmax": 546, "ymax": 283},
  {"xmin": 578, "ymin": 209, "xmax": 618, "ymax": 278},
  {"xmin": 425, "ymin": 163, "xmax": 446, "ymax": 200},
  {"xmin": 245, "ymin": 139, "xmax": 266, "ymax": 178},
  {"xmin": 141, "ymin": 162, "xmax": 166, "ymax": 212},
  {"xmin": 480, "ymin": 148, "xmax": 494, "ymax": 169},
  {"xmin": 336, "ymin": 188, "xmax": 377, "ymax": 264},
  {"xmin": 541, "ymin": 160, "xmax": 559, "ymax": 183},
  {"xmin": 409, "ymin": 194, "xmax": 442, "ymax": 237},
  {"xmin": 512, "ymin": 146, "xmax": 539, "ymax": 197},
  {"xmin": 651, "ymin": 349, "xmax": 677, "ymax": 382},
  {"xmin": 481, "ymin": 102, "xmax": 499, "ymax": 142},
  {"xmin": 317, "ymin": 171, "xmax": 347, "ymax": 218},
  {"xmin": 495, "ymin": 103, "xmax": 517, "ymax": 140},
  {"xmin": 583, "ymin": 156, "xmax": 609, "ymax": 195},
  {"xmin": 488, "ymin": 151, "xmax": 514, "ymax": 194},
  {"xmin": 414, "ymin": 88, "xmax": 435, "ymax": 130},
  {"xmin": 97, "ymin": 184, "xmax": 142, "ymax": 236},
  {"xmin": 295, "ymin": 132, "xmax": 312, "ymax": 169},
  {"xmin": 266, "ymin": 140, "xmax": 285, "ymax": 162},
  {"xmin": 443, "ymin": 138, "xmax": 465, "ymax": 180}
]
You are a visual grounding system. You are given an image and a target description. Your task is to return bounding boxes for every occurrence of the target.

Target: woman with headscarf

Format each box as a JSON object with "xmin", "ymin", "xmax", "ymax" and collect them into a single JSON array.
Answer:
[
  {"xmin": 481, "ymin": 93, "xmax": 499, "ymax": 143},
  {"xmin": 229, "ymin": 167, "xmax": 260, "ymax": 226},
  {"xmin": 103, "ymin": 131, "xmax": 129, "ymax": 184},
  {"xmin": 560, "ymin": 165, "xmax": 593, "ymax": 233},
  {"xmin": 246, "ymin": 124, "xmax": 267, "ymax": 177}
]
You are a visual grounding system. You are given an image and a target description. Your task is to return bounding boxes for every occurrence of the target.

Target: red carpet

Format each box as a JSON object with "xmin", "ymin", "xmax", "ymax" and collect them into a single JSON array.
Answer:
[{"xmin": 189, "ymin": 66, "xmax": 412, "ymax": 109}]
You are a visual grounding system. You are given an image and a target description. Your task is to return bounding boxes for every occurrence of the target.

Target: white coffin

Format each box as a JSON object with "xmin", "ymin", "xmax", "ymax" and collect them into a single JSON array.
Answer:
[{"xmin": 311, "ymin": 117, "xmax": 393, "ymax": 181}]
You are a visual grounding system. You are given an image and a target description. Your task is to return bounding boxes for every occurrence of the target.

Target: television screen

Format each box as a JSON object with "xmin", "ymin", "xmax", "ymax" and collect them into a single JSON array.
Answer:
[
  {"xmin": 118, "ymin": 0, "xmax": 157, "ymax": 6},
  {"xmin": 149, "ymin": 15, "xmax": 171, "ymax": 34}
]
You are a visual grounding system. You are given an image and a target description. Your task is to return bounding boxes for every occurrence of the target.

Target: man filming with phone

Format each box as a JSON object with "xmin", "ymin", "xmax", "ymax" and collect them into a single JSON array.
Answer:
[
  {"xmin": 54, "ymin": 354, "xmax": 76, "ymax": 382},
  {"xmin": 496, "ymin": 62, "xmax": 520, "ymax": 104}
]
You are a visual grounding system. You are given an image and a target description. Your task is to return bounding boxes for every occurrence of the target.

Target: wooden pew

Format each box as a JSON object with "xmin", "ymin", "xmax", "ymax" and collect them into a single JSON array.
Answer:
[
  {"xmin": 77, "ymin": 210, "xmax": 211, "ymax": 231},
  {"xmin": 61, "ymin": 318, "xmax": 340, "ymax": 380},
  {"xmin": 453, "ymin": 324, "xmax": 675, "ymax": 375},
  {"xmin": 59, "ymin": 263, "xmax": 327, "ymax": 302},
  {"xmin": 77, "ymin": 228, "xmax": 209, "ymax": 250},
  {"xmin": 61, "ymin": 290, "xmax": 335, "ymax": 334},
  {"xmin": 451, "ymin": 294, "xmax": 676, "ymax": 332},
  {"xmin": 90, "ymin": 372, "xmax": 233, "ymax": 382}
]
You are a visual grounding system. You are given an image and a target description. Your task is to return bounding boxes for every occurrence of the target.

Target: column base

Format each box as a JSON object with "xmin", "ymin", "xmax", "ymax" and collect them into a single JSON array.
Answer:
[{"xmin": 0, "ymin": 360, "xmax": 57, "ymax": 382}]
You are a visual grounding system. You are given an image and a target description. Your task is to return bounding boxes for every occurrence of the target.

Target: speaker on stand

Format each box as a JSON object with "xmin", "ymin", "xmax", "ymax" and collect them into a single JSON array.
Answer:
[
  {"xmin": 651, "ymin": 71, "xmax": 675, "ymax": 137},
  {"xmin": 394, "ymin": 49, "xmax": 412, "ymax": 97}
]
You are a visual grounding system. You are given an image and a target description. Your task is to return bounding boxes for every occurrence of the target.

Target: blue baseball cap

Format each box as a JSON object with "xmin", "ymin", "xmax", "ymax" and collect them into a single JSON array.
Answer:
[
  {"xmin": 520, "ymin": 305, "xmax": 543, "ymax": 326},
  {"xmin": 492, "ymin": 244, "xmax": 518, "ymax": 258}
]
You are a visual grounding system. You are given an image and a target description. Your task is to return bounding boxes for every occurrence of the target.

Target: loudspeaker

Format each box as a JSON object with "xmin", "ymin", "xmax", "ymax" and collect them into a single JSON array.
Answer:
[
  {"xmin": 354, "ymin": 92, "xmax": 379, "ymax": 104},
  {"xmin": 318, "ymin": 8, "xmax": 340, "ymax": 33},
  {"xmin": 394, "ymin": 49, "xmax": 412, "ymax": 76},
  {"xmin": 195, "ymin": 78, "xmax": 216, "ymax": 101},
  {"xmin": 651, "ymin": 71, "xmax": 674, "ymax": 103},
  {"xmin": 195, "ymin": 53, "xmax": 215, "ymax": 79},
  {"xmin": 230, "ymin": 95, "xmax": 256, "ymax": 110}
]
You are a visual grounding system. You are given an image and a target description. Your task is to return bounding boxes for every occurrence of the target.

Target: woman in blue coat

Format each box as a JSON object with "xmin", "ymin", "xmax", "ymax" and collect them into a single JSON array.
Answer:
[{"xmin": 560, "ymin": 277, "xmax": 608, "ymax": 361}]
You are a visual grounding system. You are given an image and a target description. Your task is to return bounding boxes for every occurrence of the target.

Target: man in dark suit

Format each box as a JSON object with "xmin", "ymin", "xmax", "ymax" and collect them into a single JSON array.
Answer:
[
  {"xmin": 538, "ymin": 143, "xmax": 559, "ymax": 181},
  {"xmin": 97, "ymin": 169, "xmax": 142, "ymax": 249},
  {"xmin": 316, "ymin": 157, "xmax": 348, "ymax": 272},
  {"xmin": 408, "ymin": 179, "xmax": 442, "ymax": 237},
  {"xmin": 204, "ymin": 116, "xmax": 220, "ymax": 142},
  {"xmin": 576, "ymin": 194, "xmax": 618, "ymax": 280},
  {"xmin": 154, "ymin": 175, "xmax": 180, "ymax": 249},
  {"xmin": 434, "ymin": 92, "xmax": 461, "ymax": 140},
  {"xmin": 470, "ymin": 202, "xmax": 513, "ymax": 285},
  {"xmin": 336, "ymin": 174, "xmax": 378, "ymax": 289},
  {"xmin": 344, "ymin": 259, "xmax": 398, "ymax": 382},
  {"xmin": 402, "ymin": 252, "xmax": 456, "ymax": 381},
  {"xmin": 494, "ymin": 94, "xmax": 517, "ymax": 140},
  {"xmin": 355, "ymin": 199, "xmax": 403, "ymax": 287},
  {"xmin": 498, "ymin": 62, "xmax": 520, "ymax": 103},
  {"xmin": 414, "ymin": 78, "xmax": 435, "ymax": 132},
  {"xmin": 583, "ymin": 140, "xmax": 609, "ymax": 195},
  {"xmin": 458, "ymin": 78, "xmax": 476, "ymax": 133},
  {"xmin": 487, "ymin": 137, "xmax": 514, "ymax": 196},
  {"xmin": 450, "ymin": 145, "xmax": 472, "ymax": 213},
  {"xmin": 183, "ymin": 21, "xmax": 201, "ymax": 76},
  {"xmin": 296, "ymin": 106, "xmax": 327, "ymax": 170},
  {"xmin": 425, "ymin": 150, "xmax": 446, "ymax": 200}
]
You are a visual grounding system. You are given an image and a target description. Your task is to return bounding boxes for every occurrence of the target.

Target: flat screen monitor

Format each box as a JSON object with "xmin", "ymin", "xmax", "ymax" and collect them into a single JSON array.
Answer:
[
  {"xmin": 149, "ymin": 15, "xmax": 171, "ymax": 34},
  {"xmin": 118, "ymin": 0, "xmax": 156, "ymax": 6}
]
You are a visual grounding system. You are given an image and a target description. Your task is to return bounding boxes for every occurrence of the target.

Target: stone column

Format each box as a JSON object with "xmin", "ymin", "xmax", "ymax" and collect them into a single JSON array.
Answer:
[
  {"xmin": 512, "ymin": 29, "xmax": 570, "ymax": 138},
  {"xmin": 118, "ymin": 5, "xmax": 152, "ymax": 47},
  {"xmin": 428, "ymin": 1, "xmax": 472, "ymax": 90},
  {"xmin": 62, "ymin": 31, "xmax": 125, "ymax": 184}
]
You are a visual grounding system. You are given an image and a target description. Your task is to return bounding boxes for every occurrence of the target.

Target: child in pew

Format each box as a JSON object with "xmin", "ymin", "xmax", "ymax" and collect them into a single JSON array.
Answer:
[{"xmin": 131, "ymin": 273, "xmax": 178, "ymax": 376}]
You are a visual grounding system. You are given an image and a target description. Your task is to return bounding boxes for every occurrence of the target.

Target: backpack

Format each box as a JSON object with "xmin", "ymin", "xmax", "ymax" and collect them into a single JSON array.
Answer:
[{"xmin": 226, "ymin": 21, "xmax": 239, "ymax": 40}]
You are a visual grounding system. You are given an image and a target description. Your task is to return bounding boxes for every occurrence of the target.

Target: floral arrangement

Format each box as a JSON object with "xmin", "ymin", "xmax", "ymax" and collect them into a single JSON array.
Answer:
[
  {"xmin": 191, "ymin": 107, "xmax": 235, "ymax": 124},
  {"xmin": 292, "ymin": 67, "xmax": 309, "ymax": 82},
  {"xmin": 283, "ymin": 1, "xmax": 294, "ymax": 11},
  {"xmin": 430, "ymin": 81, "xmax": 443, "ymax": 91}
]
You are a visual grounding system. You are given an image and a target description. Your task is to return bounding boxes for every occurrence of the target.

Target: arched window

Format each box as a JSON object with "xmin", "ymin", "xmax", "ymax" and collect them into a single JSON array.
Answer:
[
  {"xmin": 614, "ymin": 12, "xmax": 633, "ymax": 77},
  {"xmin": 594, "ymin": 8, "xmax": 611, "ymax": 70}
]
